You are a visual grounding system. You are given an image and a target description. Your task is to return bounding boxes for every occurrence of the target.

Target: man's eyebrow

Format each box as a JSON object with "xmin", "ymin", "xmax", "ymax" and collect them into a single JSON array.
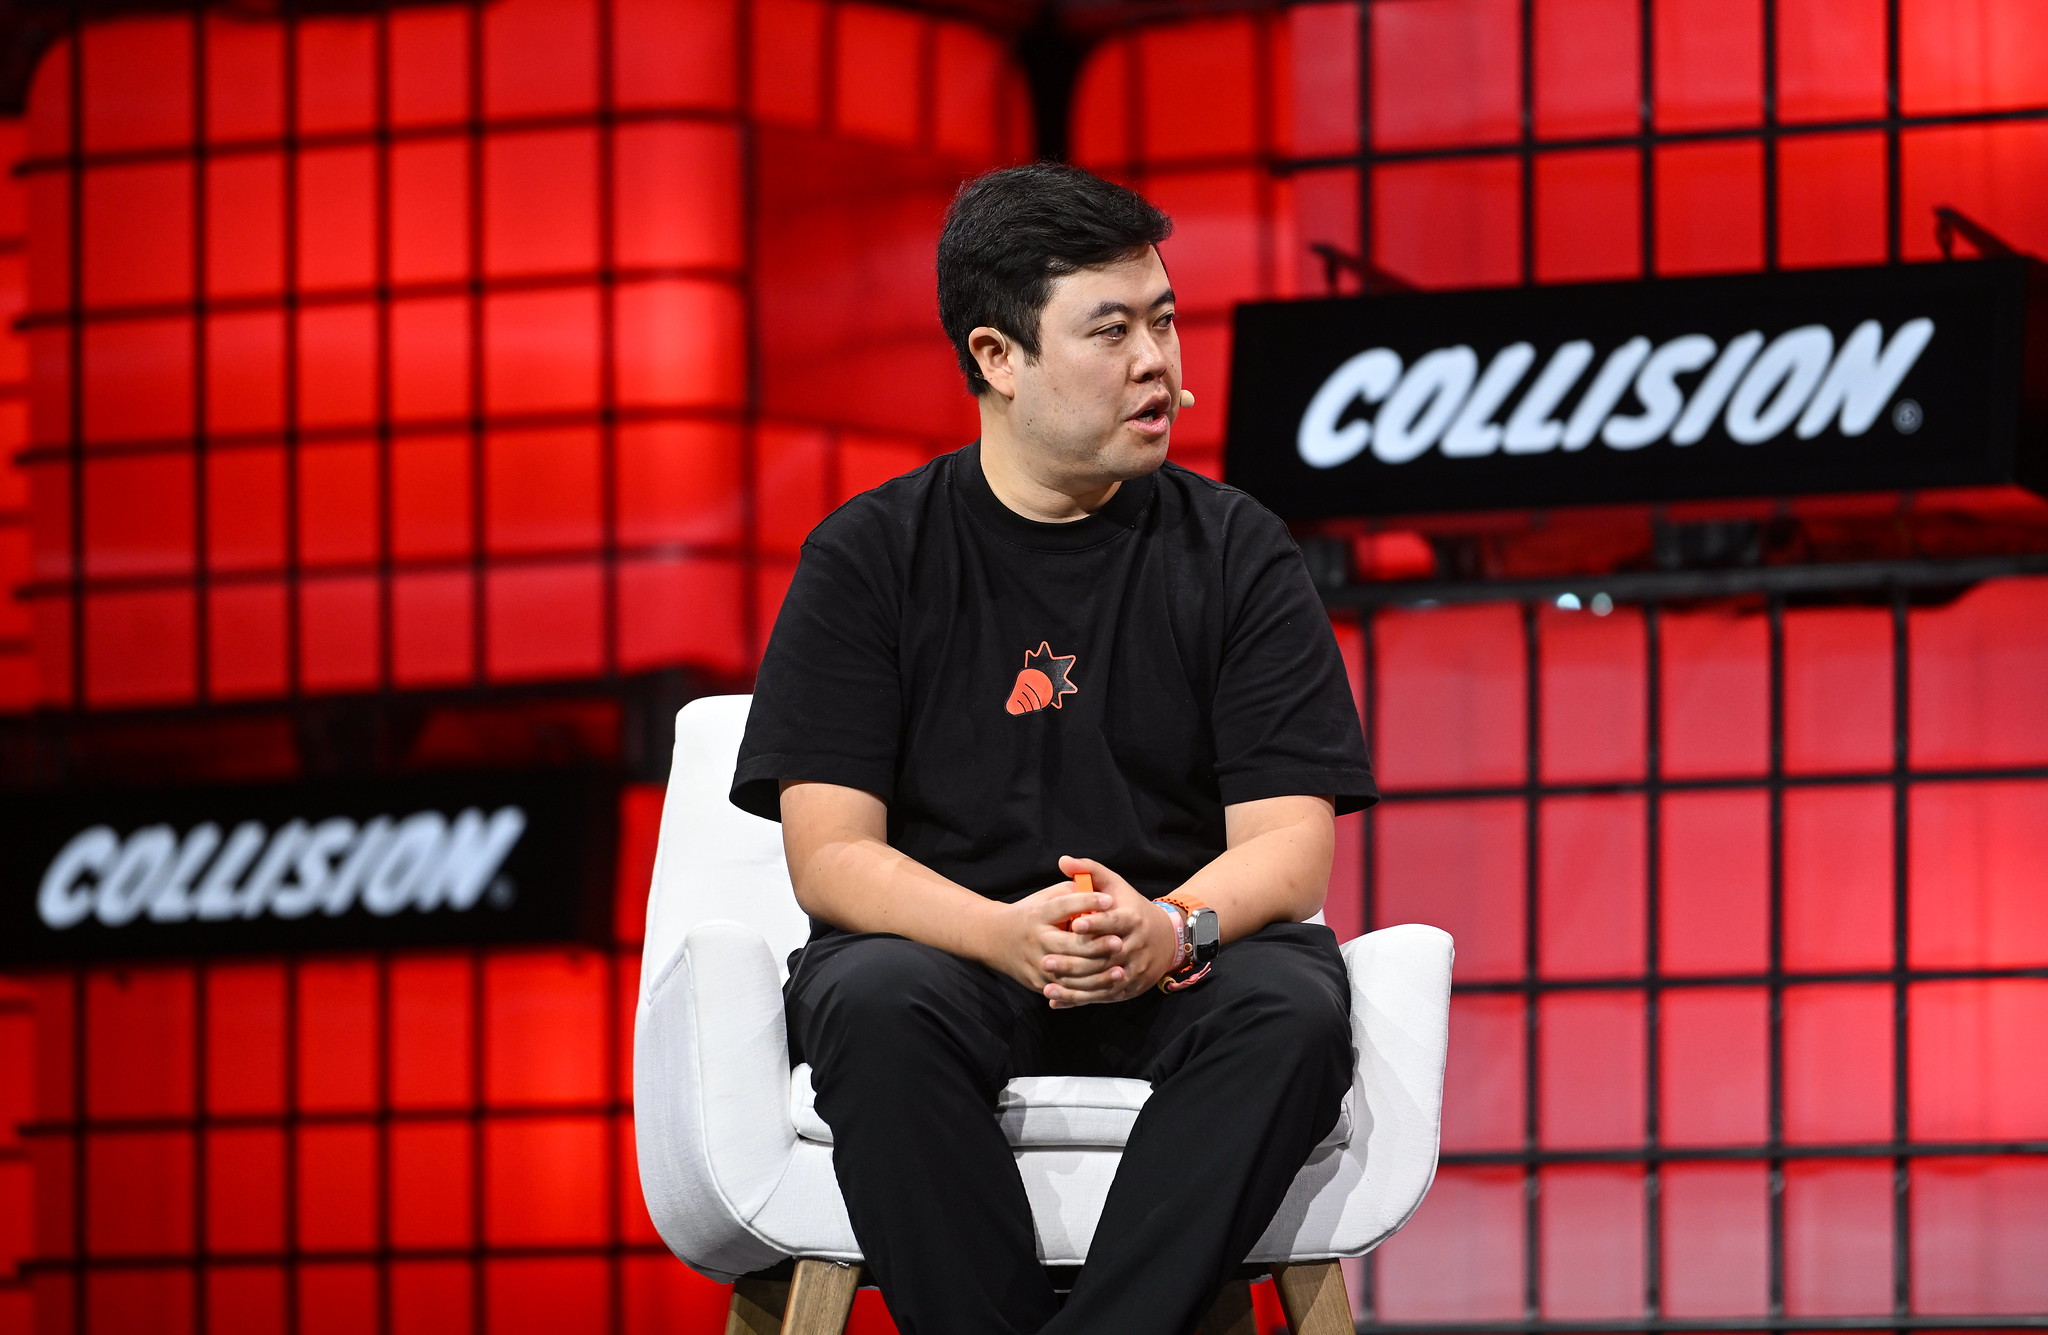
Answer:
[{"xmin": 1081, "ymin": 289, "xmax": 1177, "ymax": 322}]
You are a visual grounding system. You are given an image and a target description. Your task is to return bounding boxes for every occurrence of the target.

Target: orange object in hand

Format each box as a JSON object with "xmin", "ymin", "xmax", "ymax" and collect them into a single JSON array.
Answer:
[{"xmin": 1058, "ymin": 872, "xmax": 1094, "ymax": 930}]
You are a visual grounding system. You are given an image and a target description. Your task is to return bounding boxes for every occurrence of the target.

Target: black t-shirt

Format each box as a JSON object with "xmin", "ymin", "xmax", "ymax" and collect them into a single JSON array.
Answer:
[{"xmin": 731, "ymin": 441, "xmax": 1376, "ymax": 939}]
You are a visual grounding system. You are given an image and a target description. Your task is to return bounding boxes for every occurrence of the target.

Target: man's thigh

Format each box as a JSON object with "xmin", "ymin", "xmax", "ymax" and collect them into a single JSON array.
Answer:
[{"xmin": 784, "ymin": 932, "xmax": 1056, "ymax": 1095}]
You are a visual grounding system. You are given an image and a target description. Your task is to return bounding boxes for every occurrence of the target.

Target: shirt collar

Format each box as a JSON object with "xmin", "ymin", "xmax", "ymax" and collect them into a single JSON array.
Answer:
[{"xmin": 953, "ymin": 440, "xmax": 1156, "ymax": 553}]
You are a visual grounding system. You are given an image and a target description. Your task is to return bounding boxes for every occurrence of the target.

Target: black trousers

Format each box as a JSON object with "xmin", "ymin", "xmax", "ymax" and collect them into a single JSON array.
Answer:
[{"xmin": 783, "ymin": 920, "xmax": 1354, "ymax": 1335}]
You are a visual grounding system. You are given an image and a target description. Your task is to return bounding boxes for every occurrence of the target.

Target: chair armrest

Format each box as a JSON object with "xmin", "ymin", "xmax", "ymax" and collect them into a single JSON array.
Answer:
[
  {"xmin": 633, "ymin": 920, "xmax": 798, "ymax": 1282},
  {"xmin": 1342, "ymin": 923, "xmax": 1454, "ymax": 1229}
]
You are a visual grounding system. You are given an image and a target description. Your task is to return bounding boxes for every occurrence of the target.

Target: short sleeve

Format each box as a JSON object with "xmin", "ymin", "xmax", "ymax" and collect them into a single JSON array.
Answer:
[
  {"xmin": 1211, "ymin": 511, "xmax": 1378, "ymax": 815},
  {"xmin": 730, "ymin": 535, "xmax": 902, "ymax": 821}
]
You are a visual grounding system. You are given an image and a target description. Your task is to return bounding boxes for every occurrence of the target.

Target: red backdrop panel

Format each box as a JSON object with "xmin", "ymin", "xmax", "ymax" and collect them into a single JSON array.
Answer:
[
  {"xmin": 1539, "ymin": 990, "xmax": 1646, "ymax": 1148},
  {"xmin": 1784, "ymin": 1160, "xmax": 1892, "ymax": 1313},
  {"xmin": 1377, "ymin": 798, "xmax": 1526, "ymax": 980},
  {"xmin": 1534, "ymin": 148, "xmax": 1642, "ymax": 283},
  {"xmin": 1374, "ymin": 1166, "xmax": 1525, "ymax": 1319},
  {"xmin": 1539, "ymin": 794, "xmax": 1646, "ymax": 978},
  {"xmin": 1539, "ymin": 1165, "xmax": 1643, "ymax": 1318},
  {"xmin": 1373, "ymin": 605, "xmax": 1526, "ymax": 789}
]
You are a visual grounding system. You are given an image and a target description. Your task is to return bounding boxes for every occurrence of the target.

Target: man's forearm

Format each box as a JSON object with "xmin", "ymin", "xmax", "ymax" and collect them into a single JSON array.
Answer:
[
  {"xmin": 1170, "ymin": 796, "xmax": 1335, "ymax": 943},
  {"xmin": 789, "ymin": 829, "xmax": 1006, "ymax": 961},
  {"xmin": 778, "ymin": 779, "xmax": 1125, "ymax": 1000}
]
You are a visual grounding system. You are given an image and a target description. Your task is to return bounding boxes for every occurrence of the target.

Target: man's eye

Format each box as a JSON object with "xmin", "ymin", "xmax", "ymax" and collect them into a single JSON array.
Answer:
[
  {"xmin": 1156, "ymin": 311, "xmax": 1177, "ymax": 328},
  {"xmin": 1100, "ymin": 323, "xmax": 1126, "ymax": 339}
]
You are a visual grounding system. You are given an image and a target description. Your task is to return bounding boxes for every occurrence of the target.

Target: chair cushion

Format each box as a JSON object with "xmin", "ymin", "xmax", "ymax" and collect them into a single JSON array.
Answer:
[{"xmin": 790, "ymin": 1064, "xmax": 1352, "ymax": 1151}]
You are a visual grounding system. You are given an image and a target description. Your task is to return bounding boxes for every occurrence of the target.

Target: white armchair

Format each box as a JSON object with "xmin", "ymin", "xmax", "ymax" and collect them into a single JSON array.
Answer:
[{"xmin": 633, "ymin": 695, "xmax": 1454, "ymax": 1334}]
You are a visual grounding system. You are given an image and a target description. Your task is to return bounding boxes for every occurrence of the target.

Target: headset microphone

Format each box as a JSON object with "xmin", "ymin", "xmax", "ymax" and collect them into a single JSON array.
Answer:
[{"xmin": 1178, "ymin": 389, "xmax": 1195, "ymax": 410}]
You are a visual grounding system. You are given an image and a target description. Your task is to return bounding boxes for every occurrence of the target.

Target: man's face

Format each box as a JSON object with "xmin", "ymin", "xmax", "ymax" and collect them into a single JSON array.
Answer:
[{"xmin": 1006, "ymin": 246, "xmax": 1181, "ymax": 483}]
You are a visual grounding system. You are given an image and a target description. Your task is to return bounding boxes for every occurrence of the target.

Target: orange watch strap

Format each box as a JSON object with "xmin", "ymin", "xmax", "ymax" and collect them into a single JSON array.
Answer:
[{"xmin": 1155, "ymin": 894, "xmax": 1212, "ymax": 990}]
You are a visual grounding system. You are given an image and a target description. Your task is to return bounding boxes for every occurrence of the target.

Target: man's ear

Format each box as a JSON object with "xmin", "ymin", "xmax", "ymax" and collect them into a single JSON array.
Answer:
[{"xmin": 969, "ymin": 325, "xmax": 1020, "ymax": 400}]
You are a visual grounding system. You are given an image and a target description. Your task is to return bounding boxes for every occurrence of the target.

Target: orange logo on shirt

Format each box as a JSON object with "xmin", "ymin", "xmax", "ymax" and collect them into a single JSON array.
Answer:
[{"xmin": 1005, "ymin": 641, "xmax": 1079, "ymax": 715}]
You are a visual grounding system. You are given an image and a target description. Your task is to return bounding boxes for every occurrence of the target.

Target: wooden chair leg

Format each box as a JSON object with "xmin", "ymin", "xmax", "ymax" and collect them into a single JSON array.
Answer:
[
  {"xmin": 725, "ymin": 1276, "xmax": 790, "ymax": 1335},
  {"xmin": 1271, "ymin": 1261, "xmax": 1352, "ymax": 1335},
  {"xmin": 783, "ymin": 1259, "xmax": 863, "ymax": 1335},
  {"xmin": 1195, "ymin": 1278, "xmax": 1259, "ymax": 1335}
]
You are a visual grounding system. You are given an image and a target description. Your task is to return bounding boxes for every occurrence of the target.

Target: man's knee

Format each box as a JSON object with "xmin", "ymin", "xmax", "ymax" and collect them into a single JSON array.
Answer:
[
  {"xmin": 1241, "ymin": 973, "xmax": 1350, "ymax": 1061},
  {"xmin": 1204, "ymin": 927, "xmax": 1352, "ymax": 1069}
]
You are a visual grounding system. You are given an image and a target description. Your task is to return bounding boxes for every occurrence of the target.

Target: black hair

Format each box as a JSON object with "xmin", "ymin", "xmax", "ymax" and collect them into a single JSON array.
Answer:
[{"xmin": 936, "ymin": 163, "xmax": 1173, "ymax": 396}]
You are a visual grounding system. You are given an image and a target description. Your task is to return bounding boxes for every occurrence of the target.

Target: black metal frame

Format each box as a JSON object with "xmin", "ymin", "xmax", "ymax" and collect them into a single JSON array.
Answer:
[{"xmin": 1336, "ymin": 562, "xmax": 2048, "ymax": 1334}]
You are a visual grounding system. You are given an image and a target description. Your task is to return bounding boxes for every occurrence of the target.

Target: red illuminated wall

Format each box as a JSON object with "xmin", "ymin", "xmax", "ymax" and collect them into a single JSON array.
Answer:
[
  {"xmin": 1067, "ymin": 0, "xmax": 2048, "ymax": 1325},
  {"xmin": 6, "ymin": 0, "xmax": 2048, "ymax": 1333},
  {"xmin": 1, "ymin": 975, "xmax": 29, "ymax": 1330},
  {"xmin": 9, "ymin": 783, "xmax": 927, "ymax": 1335},
  {"xmin": 1254, "ymin": 0, "xmax": 2048, "ymax": 287},
  {"xmin": 1358, "ymin": 583, "xmax": 2048, "ymax": 1320},
  {"xmin": 1070, "ymin": 0, "xmax": 2048, "ymax": 424},
  {"xmin": 1069, "ymin": 11, "xmax": 1300, "ymax": 483},
  {"xmin": 0, "ymin": 122, "xmax": 30, "ymax": 713},
  {"xmin": 17, "ymin": 0, "xmax": 1021, "ymax": 710},
  {"xmin": 746, "ymin": 0, "xmax": 1029, "ymax": 632},
  {"xmin": 3, "ymin": 1, "xmax": 1018, "ymax": 1332},
  {"xmin": 1, "ymin": 116, "xmax": 38, "ymax": 1332}
]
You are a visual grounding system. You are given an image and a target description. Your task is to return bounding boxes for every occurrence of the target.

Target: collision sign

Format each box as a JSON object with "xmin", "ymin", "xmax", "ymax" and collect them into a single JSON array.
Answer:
[
  {"xmin": 1226, "ymin": 259, "xmax": 2048, "ymax": 517},
  {"xmin": 2, "ymin": 771, "xmax": 616, "ymax": 962}
]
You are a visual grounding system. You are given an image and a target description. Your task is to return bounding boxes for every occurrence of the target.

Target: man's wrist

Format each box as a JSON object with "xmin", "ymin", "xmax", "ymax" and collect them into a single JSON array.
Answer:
[
  {"xmin": 1154, "ymin": 893, "xmax": 1219, "ymax": 992},
  {"xmin": 959, "ymin": 894, "xmax": 1016, "ymax": 969}
]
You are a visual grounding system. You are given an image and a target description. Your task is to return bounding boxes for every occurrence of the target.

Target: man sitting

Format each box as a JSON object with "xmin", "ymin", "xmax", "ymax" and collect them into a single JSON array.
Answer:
[{"xmin": 730, "ymin": 163, "xmax": 1378, "ymax": 1335}]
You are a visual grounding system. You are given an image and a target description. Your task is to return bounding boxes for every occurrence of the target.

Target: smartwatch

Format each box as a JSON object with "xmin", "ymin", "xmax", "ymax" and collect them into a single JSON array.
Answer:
[{"xmin": 1155, "ymin": 894, "xmax": 1220, "ymax": 991}]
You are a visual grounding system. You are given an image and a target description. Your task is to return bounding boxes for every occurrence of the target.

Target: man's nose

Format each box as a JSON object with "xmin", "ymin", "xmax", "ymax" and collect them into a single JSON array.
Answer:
[{"xmin": 1130, "ymin": 327, "xmax": 1172, "ymax": 379}]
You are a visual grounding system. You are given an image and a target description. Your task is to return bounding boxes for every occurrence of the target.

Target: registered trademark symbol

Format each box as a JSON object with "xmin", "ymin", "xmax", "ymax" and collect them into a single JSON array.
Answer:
[
  {"xmin": 488, "ymin": 877, "xmax": 516, "ymax": 907},
  {"xmin": 1892, "ymin": 399, "xmax": 1923, "ymax": 433}
]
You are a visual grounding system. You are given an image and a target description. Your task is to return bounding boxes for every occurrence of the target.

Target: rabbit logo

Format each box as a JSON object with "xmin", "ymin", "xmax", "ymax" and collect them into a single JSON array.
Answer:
[{"xmin": 1005, "ymin": 641, "xmax": 1079, "ymax": 715}]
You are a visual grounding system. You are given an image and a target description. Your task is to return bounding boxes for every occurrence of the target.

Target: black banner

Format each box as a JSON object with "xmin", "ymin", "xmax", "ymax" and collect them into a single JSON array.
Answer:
[
  {"xmin": 0, "ymin": 770, "xmax": 618, "ymax": 963},
  {"xmin": 1225, "ymin": 259, "xmax": 2048, "ymax": 518}
]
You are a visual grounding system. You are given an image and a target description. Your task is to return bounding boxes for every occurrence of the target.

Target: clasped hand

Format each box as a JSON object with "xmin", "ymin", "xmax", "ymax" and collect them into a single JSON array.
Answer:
[{"xmin": 982, "ymin": 855, "xmax": 1178, "ymax": 1008}]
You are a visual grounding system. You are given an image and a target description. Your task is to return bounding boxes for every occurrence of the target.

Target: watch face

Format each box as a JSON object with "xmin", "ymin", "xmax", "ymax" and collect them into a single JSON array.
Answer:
[{"xmin": 1190, "ymin": 909, "xmax": 1221, "ymax": 952}]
